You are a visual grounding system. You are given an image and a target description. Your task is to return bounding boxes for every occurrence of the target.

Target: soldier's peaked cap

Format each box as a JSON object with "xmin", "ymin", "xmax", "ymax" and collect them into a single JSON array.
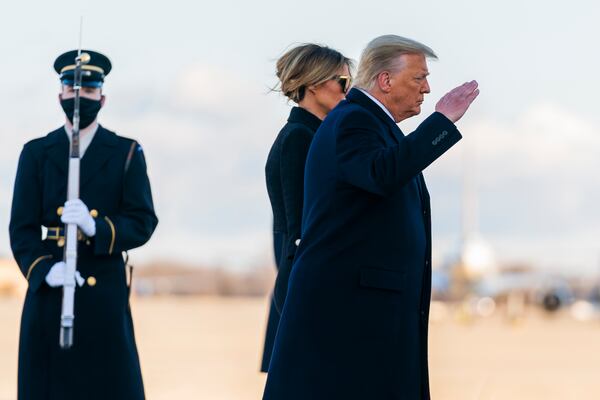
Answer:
[{"xmin": 54, "ymin": 50, "xmax": 112, "ymax": 88}]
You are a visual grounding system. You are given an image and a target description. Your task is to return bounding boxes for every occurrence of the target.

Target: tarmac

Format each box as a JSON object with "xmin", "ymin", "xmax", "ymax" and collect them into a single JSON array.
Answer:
[{"xmin": 1, "ymin": 296, "xmax": 599, "ymax": 399}]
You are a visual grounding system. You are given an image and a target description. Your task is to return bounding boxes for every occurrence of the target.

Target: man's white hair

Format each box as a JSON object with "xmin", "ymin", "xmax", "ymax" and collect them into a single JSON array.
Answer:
[{"xmin": 354, "ymin": 35, "xmax": 437, "ymax": 91}]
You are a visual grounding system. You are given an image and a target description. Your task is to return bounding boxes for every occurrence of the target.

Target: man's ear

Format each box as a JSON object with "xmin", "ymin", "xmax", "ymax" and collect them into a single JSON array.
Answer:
[
  {"xmin": 100, "ymin": 95, "xmax": 106, "ymax": 107},
  {"xmin": 376, "ymin": 72, "xmax": 392, "ymax": 93}
]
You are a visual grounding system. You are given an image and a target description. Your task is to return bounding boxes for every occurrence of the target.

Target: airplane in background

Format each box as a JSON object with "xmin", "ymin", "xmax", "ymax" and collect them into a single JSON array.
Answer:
[
  {"xmin": 431, "ymin": 234, "xmax": 575, "ymax": 316},
  {"xmin": 430, "ymin": 148, "xmax": 578, "ymax": 317}
]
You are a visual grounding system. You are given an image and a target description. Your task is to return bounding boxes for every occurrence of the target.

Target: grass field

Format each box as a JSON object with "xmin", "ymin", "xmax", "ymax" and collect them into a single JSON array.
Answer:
[{"xmin": 1, "ymin": 296, "xmax": 599, "ymax": 399}]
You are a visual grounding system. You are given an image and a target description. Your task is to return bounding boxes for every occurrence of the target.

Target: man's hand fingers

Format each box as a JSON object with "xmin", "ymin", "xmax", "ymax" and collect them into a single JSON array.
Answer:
[
  {"xmin": 467, "ymin": 89, "xmax": 480, "ymax": 103},
  {"xmin": 62, "ymin": 210, "xmax": 83, "ymax": 219},
  {"xmin": 459, "ymin": 82, "xmax": 478, "ymax": 97},
  {"xmin": 61, "ymin": 211, "xmax": 85, "ymax": 224},
  {"xmin": 65, "ymin": 199, "xmax": 83, "ymax": 207},
  {"xmin": 467, "ymin": 81, "xmax": 479, "ymax": 94},
  {"xmin": 435, "ymin": 80, "xmax": 480, "ymax": 123},
  {"xmin": 452, "ymin": 80, "xmax": 478, "ymax": 94},
  {"xmin": 448, "ymin": 81, "xmax": 479, "ymax": 102},
  {"xmin": 62, "ymin": 208, "xmax": 85, "ymax": 216},
  {"xmin": 62, "ymin": 204, "xmax": 87, "ymax": 217}
]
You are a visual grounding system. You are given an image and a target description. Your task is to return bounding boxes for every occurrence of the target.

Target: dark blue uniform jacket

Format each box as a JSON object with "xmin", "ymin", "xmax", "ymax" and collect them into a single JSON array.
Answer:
[
  {"xmin": 9, "ymin": 125, "xmax": 158, "ymax": 400},
  {"xmin": 263, "ymin": 89, "xmax": 461, "ymax": 400}
]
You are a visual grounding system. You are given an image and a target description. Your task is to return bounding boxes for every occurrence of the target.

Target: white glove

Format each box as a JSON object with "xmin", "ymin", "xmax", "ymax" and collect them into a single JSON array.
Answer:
[
  {"xmin": 45, "ymin": 261, "xmax": 85, "ymax": 288},
  {"xmin": 61, "ymin": 199, "xmax": 96, "ymax": 237}
]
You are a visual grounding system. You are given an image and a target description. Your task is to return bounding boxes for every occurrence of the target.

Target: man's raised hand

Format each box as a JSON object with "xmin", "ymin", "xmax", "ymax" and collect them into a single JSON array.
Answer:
[{"xmin": 435, "ymin": 80, "xmax": 480, "ymax": 123}]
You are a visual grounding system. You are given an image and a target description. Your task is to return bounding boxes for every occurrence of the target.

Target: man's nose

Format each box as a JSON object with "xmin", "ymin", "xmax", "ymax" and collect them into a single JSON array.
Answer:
[{"xmin": 422, "ymin": 79, "xmax": 431, "ymax": 94}]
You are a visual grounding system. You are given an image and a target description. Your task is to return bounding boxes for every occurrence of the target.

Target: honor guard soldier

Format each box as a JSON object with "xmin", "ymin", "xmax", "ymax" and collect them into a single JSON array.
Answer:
[{"xmin": 9, "ymin": 50, "xmax": 158, "ymax": 400}]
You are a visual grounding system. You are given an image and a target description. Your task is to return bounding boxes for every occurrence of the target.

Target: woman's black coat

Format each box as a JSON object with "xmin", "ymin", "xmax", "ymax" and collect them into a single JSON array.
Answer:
[{"xmin": 261, "ymin": 107, "xmax": 320, "ymax": 372}]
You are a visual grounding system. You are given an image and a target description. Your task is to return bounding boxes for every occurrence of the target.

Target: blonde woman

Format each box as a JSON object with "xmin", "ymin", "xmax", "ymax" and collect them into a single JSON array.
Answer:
[{"xmin": 261, "ymin": 44, "xmax": 352, "ymax": 372}]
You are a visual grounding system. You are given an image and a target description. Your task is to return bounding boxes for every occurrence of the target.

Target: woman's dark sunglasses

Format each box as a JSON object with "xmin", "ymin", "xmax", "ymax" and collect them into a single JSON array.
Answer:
[{"xmin": 333, "ymin": 75, "xmax": 352, "ymax": 94}]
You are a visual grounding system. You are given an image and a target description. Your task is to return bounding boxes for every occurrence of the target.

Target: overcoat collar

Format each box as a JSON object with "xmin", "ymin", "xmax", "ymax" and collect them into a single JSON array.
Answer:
[
  {"xmin": 43, "ymin": 124, "xmax": 118, "ymax": 186},
  {"xmin": 346, "ymin": 88, "xmax": 404, "ymax": 143},
  {"xmin": 287, "ymin": 106, "xmax": 322, "ymax": 132}
]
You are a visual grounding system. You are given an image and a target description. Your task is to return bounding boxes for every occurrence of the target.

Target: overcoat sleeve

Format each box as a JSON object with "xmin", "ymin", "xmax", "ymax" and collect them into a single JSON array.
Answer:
[
  {"xmin": 93, "ymin": 144, "xmax": 158, "ymax": 256},
  {"xmin": 336, "ymin": 110, "xmax": 462, "ymax": 196},
  {"xmin": 9, "ymin": 144, "xmax": 55, "ymax": 292}
]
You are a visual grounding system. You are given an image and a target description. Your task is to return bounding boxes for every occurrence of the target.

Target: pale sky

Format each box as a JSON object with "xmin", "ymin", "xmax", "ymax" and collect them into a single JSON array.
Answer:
[{"xmin": 1, "ymin": 0, "xmax": 599, "ymax": 274}]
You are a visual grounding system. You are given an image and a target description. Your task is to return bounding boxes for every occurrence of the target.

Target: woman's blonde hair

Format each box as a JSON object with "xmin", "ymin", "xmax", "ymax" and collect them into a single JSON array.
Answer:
[
  {"xmin": 275, "ymin": 44, "xmax": 353, "ymax": 103},
  {"xmin": 355, "ymin": 35, "xmax": 437, "ymax": 91}
]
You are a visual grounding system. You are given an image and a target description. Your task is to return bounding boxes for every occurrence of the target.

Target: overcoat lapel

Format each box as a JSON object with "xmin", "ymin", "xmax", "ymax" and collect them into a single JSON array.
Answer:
[
  {"xmin": 80, "ymin": 125, "xmax": 119, "ymax": 186},
  {"xmin": 42, "ymin": 125, "xmax": 119, "ymax": 189},
  {"xmin": 44, "ymin": 128, "xmax": 69, "ymax": 176},
  {"xmin": 346, "ymin": 88, "xmax": 401, "ymax": 145}
]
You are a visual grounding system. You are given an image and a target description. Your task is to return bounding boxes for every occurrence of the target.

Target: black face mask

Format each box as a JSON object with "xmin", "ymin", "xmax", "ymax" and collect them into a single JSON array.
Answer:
[{"xmin": 60, "ymin": 97, "xmax": 102, "ymax": 129}]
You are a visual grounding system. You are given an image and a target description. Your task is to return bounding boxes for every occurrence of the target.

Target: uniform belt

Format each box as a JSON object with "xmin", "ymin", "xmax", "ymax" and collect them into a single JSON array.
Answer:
[{"xmin": 46, "ymin": 227, "xmax": 87, "ymax": 242}]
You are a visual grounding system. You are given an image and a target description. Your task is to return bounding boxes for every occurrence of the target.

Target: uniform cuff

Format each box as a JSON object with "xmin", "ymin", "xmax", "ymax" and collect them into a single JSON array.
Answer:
[
  {"xmin": 26, "ymin": 255, "xmax": 54, "ymax": 292},
  {"xmin": 94, "ymin": 216, "xmax": 116, "ymax": 255}
]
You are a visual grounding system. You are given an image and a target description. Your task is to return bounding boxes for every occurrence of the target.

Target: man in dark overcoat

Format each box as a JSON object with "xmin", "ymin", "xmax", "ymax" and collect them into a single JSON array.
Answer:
[
  {"xmin": 263, "ymin": 35, "xmax": 479, "ymax": 399},
  {"xmin": 9, "ymin": 50, "xmax": 158, "ymax": 400}
]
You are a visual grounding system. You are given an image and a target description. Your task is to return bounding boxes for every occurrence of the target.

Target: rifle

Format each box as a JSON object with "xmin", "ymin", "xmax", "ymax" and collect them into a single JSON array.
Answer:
[{"xmin": 60, "ymin": 19, "xmax": 90, "ymax": 350}]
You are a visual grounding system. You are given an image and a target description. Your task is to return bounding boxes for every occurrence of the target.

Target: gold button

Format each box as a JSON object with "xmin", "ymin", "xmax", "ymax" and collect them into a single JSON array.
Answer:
[
  {"xmin": 87, "ymin": 276, "xmax": 97, "ymax": 287},
  {"xmin": 57, "ymin": 238, "xmax": 65, "ymax": 247},
  {"xmin": 86, "ymin": 240, "xmax": 91, "ymax": 246},
  {"xmin": 57, "ymin": 207, "xmax": 64, "ymax": 216},
  {"xmin": 90, "ymin": 209, "xmax": 98, "ymax": 218}
]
